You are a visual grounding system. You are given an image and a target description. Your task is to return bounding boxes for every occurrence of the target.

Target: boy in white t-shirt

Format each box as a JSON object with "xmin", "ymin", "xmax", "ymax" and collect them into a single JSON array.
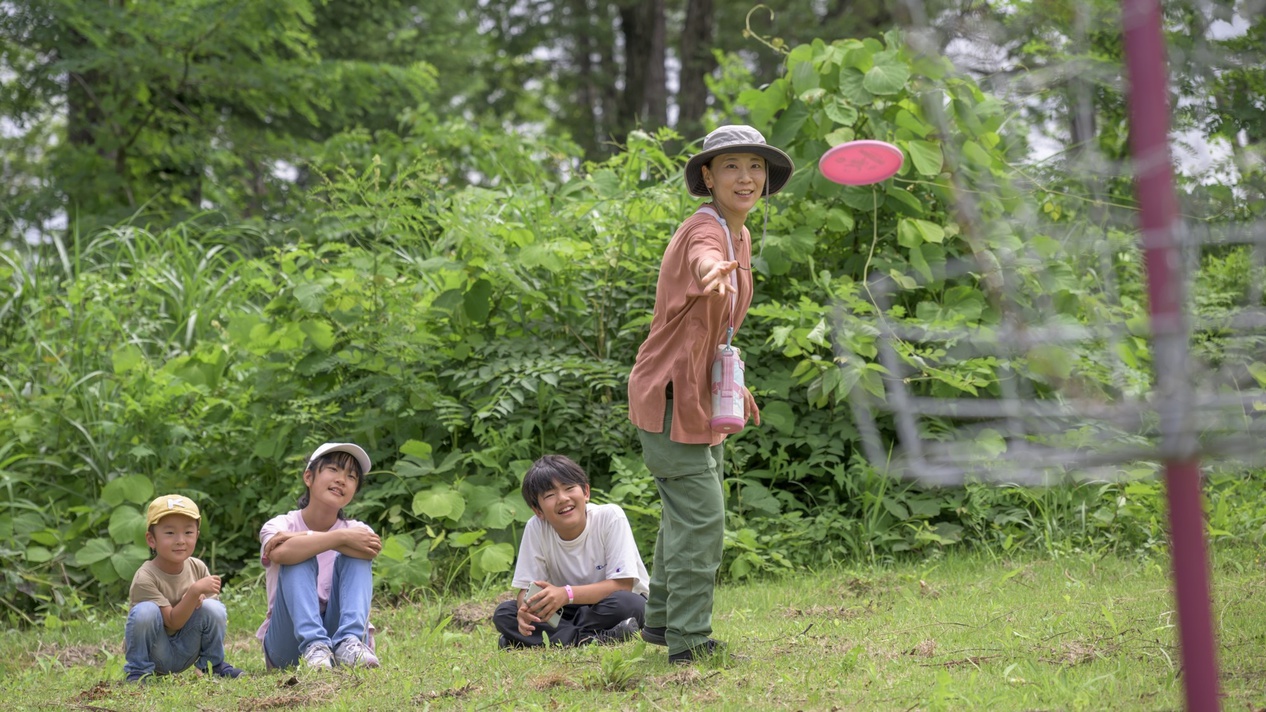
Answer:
[{"xmin": 494, "ymin": 455, "xmax": 649, "ymax": 648}]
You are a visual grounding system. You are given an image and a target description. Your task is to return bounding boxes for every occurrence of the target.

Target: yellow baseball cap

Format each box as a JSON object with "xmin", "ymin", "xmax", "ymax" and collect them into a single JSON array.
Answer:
[{"xmin": 146, "ymin": 494, "xmax": 202, "ymax": 526}]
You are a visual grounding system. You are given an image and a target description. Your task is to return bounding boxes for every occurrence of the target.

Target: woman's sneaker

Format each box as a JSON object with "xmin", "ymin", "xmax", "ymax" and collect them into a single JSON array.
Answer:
[
  {"xmin": 333, "ymin": 636, "xmax": 380, "ymax": 668},
  {"xmin": 668, "ymin": 638, "xmax": 725, "ymax": 665},
  {"xmin": 640, "ymin": 626, "xmax": 667, "ymax": 646},
  {"xmin": 300, "ymin": 642, "xmax": 334, "ymax": 669}
]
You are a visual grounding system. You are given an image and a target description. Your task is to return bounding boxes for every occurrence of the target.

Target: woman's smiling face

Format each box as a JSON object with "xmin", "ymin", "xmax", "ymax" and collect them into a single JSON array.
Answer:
[{"xmin": 701, "ymin": 152, "xmax": 767, "ymax": 219}]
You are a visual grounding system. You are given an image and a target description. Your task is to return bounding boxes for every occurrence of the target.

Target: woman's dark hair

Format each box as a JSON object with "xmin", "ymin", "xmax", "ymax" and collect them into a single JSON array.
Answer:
[
  {"xmin": 298, "ymin": 451, "xmax": 365, "ymax": 520},
  {"xmin": 521, "ymin": 454, "xmax": 589, "ymax": 511}
]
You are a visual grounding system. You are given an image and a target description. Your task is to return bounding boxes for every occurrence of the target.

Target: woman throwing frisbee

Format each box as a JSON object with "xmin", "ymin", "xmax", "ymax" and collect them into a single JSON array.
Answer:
[{"xmin": 626, "ymin": 125, "xmax": 793, "ymax": 664}]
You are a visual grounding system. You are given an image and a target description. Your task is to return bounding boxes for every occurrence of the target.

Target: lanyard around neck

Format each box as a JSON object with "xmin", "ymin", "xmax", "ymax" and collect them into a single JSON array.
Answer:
[{"xmin": 696, "ymin": 206, "xmax": 737, "ymax": 347}]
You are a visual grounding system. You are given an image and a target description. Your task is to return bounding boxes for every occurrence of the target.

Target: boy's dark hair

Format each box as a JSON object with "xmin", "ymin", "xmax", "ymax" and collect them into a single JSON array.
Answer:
[
  {"xmin": 298, "ymin": 451, "xmax": 365, "ymax": 520},
  {"xmin": 521, "ymin": 455, "xmax": 589, "ymax": 511}
]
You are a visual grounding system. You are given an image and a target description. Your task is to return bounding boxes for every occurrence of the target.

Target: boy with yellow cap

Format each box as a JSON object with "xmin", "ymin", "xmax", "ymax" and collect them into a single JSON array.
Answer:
[{"xmin": 123, "ymin": 494, "xmax": 244, "ymax": 683}]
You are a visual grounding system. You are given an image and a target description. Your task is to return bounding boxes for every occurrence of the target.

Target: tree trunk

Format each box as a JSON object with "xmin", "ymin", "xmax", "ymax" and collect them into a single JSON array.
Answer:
[
  {"xmin": 598, "ymin": 3, "xmax": 622, "ymax": 153},
  {"xmin": 644, "ymin": 0, "xmax": 667, "ymax": 129},
  {"xmin": 677, "ymin": 0, "xmax": 715, "ymax": 144},
  {"xmin": 566, "ymin": 0, "xmax": 605, "ymax": 158},
  {"xmin": 616, "ymin": 1, "xmax": 650, "ymax": 140}
]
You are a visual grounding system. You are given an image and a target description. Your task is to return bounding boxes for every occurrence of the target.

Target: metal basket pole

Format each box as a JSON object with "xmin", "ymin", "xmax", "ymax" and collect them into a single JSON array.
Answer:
[{"xmin": 1121, "ymin": 0, "xmax": 1220, "ymax": 708}]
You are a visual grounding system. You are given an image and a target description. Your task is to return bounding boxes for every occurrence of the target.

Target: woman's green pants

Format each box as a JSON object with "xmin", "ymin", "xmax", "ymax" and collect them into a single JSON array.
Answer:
[{"xmin": 637, "ymin": 403, "xmax": 726, "ymax": 656}]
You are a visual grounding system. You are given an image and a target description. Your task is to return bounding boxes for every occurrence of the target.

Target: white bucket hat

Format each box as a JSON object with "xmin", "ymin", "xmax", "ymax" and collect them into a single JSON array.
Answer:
[{"xmin": 684, "ymin": 125, "xmax": 795, "ymax": 198}]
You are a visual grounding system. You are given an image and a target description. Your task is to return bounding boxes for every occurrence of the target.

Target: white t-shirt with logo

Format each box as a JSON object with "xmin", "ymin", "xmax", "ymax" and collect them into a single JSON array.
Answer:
[{"xmin": 511, "ymin": 502, "xmax": 650, "ymax": 598}]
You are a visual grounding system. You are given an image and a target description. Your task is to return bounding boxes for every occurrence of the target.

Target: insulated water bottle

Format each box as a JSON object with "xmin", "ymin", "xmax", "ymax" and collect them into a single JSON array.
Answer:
[{"xmin": 710, "ymin": 345, "xmax": 745, "ymax": 433}]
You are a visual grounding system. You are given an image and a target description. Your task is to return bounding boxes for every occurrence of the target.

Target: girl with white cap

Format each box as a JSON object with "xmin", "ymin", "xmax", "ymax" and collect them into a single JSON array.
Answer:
[
  {"xmin": 626, "ymin": 125, "xmax": 794, "ymax": 664},
  {"xmin": 256, "ymin": 442, "xmax": 382, "ymax": 670}
]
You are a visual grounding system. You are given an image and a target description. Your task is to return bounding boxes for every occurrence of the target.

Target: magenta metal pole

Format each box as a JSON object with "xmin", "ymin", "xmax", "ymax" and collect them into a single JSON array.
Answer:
[{"xmin": 1120, "ymin": 0, "xmax": 1220, "ymax": 709}]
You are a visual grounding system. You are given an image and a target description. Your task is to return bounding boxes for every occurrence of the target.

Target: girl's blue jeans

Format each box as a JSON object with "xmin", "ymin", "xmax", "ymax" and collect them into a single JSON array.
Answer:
[
  {"xmin": 123, "ymin": 598, "xmax": 228, "ymax": 677},
  {"xmin": 262, "ymin": 553, "xmax": 373, "ymax": 668}
]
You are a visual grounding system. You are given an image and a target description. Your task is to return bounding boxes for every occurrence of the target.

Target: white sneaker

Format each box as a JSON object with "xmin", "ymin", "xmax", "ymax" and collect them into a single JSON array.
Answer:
[
  {"xmin": 333, "ymin": 636, "xmax": 380, "ymax": 668},
  {"xmin": 300, "ymin": 642, "xmax": 334, "ymax": 669}
]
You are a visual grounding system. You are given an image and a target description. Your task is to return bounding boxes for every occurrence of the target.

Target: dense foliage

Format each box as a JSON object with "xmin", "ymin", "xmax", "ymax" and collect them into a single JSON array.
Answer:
[{"xmin": 3, "ymin": 15, "xmax": 1265, "ymax": 628}]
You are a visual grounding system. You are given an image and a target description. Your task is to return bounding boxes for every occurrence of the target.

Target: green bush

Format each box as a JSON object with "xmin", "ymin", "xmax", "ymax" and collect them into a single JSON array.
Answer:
[{"xmin": 3, "ymin": 31, "xmax": 1264, "ymax": 628}]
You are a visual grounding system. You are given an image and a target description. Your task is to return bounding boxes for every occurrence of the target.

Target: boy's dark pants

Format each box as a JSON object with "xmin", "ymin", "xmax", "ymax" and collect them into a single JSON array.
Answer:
[{"xmin": 493, "ymin": 590, "xmax": 645, "ymax": 647}]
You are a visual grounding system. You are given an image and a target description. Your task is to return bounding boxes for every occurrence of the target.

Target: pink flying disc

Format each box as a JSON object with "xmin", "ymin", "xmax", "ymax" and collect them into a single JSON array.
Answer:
[{"xmin": 819, "ymin": 140, "xmax": 904, "ymax": 186}]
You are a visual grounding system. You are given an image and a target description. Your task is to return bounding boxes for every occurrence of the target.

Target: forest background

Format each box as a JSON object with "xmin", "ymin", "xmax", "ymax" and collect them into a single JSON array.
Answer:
[{"xmin": 2, "ymin": 0, "xmax": 1265, "ymax": 628}]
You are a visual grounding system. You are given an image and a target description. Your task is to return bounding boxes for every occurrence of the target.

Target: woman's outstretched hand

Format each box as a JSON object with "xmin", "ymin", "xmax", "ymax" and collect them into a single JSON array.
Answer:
[{"xmin": 697, "ymin": 259, "xmax": 739, "ymax": 296}]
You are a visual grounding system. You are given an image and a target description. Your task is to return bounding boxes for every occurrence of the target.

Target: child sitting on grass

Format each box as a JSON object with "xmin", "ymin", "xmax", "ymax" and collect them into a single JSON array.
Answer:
[
  {"xmin": 123, "ymin": 494, "xmax": 244, "ymax": 683},
  {"xmin": 493, "ymin": 454, "xmax": 649, "ymax": 648},
  {"xmin": 257, "ymin": 442, "xmax": 381, "ymax": 670}
]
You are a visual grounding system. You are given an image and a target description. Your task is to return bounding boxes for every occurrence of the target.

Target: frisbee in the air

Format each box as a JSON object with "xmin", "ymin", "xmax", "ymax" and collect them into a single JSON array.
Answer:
[{"xmin": 819, "ymin": 140, "xmax": 904, "ymax": 186}]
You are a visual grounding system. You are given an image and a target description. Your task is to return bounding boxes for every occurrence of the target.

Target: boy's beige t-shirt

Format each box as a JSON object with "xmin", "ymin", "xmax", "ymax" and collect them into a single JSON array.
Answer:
[{"xmin": 129, "ymin": 557, "xmax": 216, "ymax": 635}]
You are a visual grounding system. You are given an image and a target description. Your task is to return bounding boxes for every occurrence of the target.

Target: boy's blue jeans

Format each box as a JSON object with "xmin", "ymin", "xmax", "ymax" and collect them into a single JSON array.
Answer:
[
  {"xmin": 263, "ymin": 553, "xmax": 373, "ymax": 668},
  {"xmin": 124, "ymin": 598, "xmax": 228, "ymax": 677}
]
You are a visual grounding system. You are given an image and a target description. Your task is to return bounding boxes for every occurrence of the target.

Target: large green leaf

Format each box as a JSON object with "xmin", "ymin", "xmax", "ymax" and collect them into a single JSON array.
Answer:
[
  {"xmin": 108, "ymin": 505, "xmax": 148, "ymax": 545},
  {"xmin": 738, "ymin": 482, "xmax": 781, "ymax": 516},
  {"xmin": 479, "ymin": 498, "xmax": 518, "ymax": 529},
  {"xmin": 823, "ymin": 98, "xmax": 858, "ymax": 126},
  {"xmin": 472, "ymin": 542, "xmax": 514, "ymax": 577},
  {"xmin": 411, "ymin": 486, "xmax": 466, "ymax": 522},
  {"xmin": 24, "ymin": 545, "xmax": 53, "ymax": 564},
  {"xmin": 400, "ymin": 439, "xmax": 433, "ymax": 459},
  {"xmin": 740, "ymin": 79, "xmax": 790, "ymax": 129},
  {"xmin": 299, "ymin": 320, "xmax": 335, "ymax": 351},
  {"xmin": 837, "ymin": 68, "xmax": 873, "ymax": 104},
  {"xmin": 75, "ymin": 538, "xmax": 115, "ymax": 566},
  {"xmin": 111, "ymin": 545, "xmax": 150, "ymax": 580},
  {"xmin": 790, "ymin": 54, "xmax": 821, "ymax": 95},
  {"xmin": 885, "ymin": 185, "xmax": 924, "ymax": 215},
  {"xmin": 769, "ymin": 100, "xmax": 811, "ymax": 152},
  {"xmin": 909, "ymin": 244, "xmax": 932, "ymax": 282},
  {"xmin": 101, "ymin": 475, "xmax": 154, "ymax": 507},
  {"xmin": 863, "ymin": 53, "xmax": 910, "ymax": 95},
  {"xmin": 905, "ymin": 140, "xmax": 944, "ymax": 176},
  {"xmin": 760, "ymin": 400, "xmax": 796, "ymax": 435},
  {"xmin": 912, "ymin": 219, "xmax": 945, "ymax": 244},
  {"xmin": 112, "ymin": 344, "xmax": 145, "ymax": 374},
  {"xmin": 463, "ymin": 278, "xmax": 493, "ymax": 323},
  {"xmin": 294, "ymin": 281, "xmax": 328, "ymax": 312}
]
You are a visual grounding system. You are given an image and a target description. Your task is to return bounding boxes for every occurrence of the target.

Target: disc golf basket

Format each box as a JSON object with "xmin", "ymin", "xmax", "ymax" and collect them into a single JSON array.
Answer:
[{"xmin": 833, "ymin": 1, "xmax": 1260, "ymax": 709}]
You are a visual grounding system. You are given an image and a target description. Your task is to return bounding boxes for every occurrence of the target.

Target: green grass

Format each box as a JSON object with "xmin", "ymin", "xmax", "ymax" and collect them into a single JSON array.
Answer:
[{"xmin": 3, "ymin": 547, "xmax": 1264, "ymax": 711}]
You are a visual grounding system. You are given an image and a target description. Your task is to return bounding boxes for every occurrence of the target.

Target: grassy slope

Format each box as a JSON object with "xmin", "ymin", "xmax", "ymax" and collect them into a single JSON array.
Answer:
[{"xmin": 3, "ymin": 546, "xmax": 1263, "ymax": 711}]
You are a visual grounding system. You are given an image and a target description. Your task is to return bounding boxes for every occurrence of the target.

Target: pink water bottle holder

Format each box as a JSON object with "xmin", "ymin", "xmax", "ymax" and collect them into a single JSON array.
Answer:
[
  {"xmin": 699, "ymin": 206, "xmax": 747, "ymax": 434},
  {"xmin": 710, "ymin": 344, "xmax": 745, "ymax": 433}
]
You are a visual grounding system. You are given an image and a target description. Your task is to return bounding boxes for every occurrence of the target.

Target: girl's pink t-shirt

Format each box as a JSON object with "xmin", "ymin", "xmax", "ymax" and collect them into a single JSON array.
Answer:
[{"xmin": 255, "ymin": 509, "xmax": 376, "ymax": 643}]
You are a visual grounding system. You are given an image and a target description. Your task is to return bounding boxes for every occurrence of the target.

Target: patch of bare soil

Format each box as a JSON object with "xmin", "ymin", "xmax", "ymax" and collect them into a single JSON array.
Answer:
[
  {"xmin": 413, "ymin": 681, "xmax": 479, "ymax": 702},
  {"xmin": 30, "ymin": 639, "xmax": 118, "ymax": 669},
  {"xmin": 449, "ymin": 591, "xmax": 514, "ymax": 631},
  {"xmin": 1044, "ymin": 639, "xmax": 1108, "ymax": 666},
  {"xmin": 782, "ymin": 599, "xmax": 881, "ymax": 621},
  {"xmin": 72, "ymin": 681, "xmax": 115, "ymax": 703},
  {"xmin": 528, "ymin": 671, "xmax": 582, "ymax": 691},
  {"xmin": 909, "ymin": 639, "xmax": 937, "ymax": 657},
  {"xmin": 238, "ymin": 674, "xmax": 354, "ymax": 711},
  {"xmin": 647, "ymin": 667, "xmax": 718, "ymax": 688}
]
